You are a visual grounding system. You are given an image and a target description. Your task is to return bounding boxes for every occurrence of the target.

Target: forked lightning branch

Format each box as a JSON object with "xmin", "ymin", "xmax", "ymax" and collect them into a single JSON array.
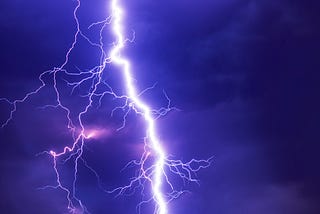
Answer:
[{"xmin": 0, "ymin": 0, "xmax": 212, "ymax": 213}]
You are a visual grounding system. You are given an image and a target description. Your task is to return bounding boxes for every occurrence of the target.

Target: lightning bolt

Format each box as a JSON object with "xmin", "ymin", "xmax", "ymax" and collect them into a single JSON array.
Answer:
[
  {"xmin": 109, "ymin": 1, "xmax": 168, "ymax": 213},
  {"xmin": 1, "ymin": 0, "xmax": 212, "ymax": 213}
]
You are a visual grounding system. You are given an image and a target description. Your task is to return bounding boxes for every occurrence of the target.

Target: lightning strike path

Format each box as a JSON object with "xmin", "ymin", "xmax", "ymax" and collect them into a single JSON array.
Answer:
[{"xmin": 0, "ymin": 0, "xmax": 212, "ymax": 213}]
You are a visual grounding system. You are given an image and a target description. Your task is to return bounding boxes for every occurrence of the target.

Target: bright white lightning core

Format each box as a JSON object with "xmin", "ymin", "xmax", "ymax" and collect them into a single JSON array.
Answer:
[
  {"xmin": 109, "ymin": 1, "xmax": 167, "ymax": 213},
  {"xmin": 0, "ymin": 0, "xmax": 212, "ymax": 213}
]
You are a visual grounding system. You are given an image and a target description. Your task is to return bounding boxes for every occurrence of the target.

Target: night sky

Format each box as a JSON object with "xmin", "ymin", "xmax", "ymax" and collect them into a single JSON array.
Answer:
[{"xmin": 0, "ymin": 0, "xmax": 320, "ymax": 214}]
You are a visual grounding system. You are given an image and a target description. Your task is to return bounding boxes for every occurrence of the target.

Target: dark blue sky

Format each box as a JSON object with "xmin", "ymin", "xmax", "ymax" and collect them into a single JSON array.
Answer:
[{"xmin": 0, "ymin": 0, "xmax": 319, "ymax": 213}]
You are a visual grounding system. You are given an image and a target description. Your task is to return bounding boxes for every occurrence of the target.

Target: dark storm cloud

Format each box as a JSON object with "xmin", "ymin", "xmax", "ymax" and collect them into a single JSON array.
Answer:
[
  {"xmin": 126, "ymin": 0, "xmax": 319, "ymax": 111},
  {"xmin": 160, "ymin": 97, "xmax": 319, "ymax": 213}
]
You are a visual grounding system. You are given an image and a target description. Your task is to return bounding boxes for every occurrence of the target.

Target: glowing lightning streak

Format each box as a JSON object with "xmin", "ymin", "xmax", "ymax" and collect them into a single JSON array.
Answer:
[
  {"xmin": 109, "ymin": 1, "xmax": 167, "ymax": 213},
  {"xmin": 1, "ymin": 0, "xmax": 212, "ymax": 213}
]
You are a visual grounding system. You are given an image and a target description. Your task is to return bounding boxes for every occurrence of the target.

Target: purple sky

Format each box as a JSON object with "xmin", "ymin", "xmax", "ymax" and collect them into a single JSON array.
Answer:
[{"xmin": 0, "ymin": 0, "xmax": 319, "ymax": 213}]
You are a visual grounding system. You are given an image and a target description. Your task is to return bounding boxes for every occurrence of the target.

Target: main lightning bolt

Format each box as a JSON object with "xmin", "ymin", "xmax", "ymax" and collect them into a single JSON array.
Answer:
[
  {"xmin": 1, "ymin": 0, "xmax": 212, "ymax": 213},
  {"xmin": 109, "ymin": 1, "xmax": 167, "ymax": 213}
]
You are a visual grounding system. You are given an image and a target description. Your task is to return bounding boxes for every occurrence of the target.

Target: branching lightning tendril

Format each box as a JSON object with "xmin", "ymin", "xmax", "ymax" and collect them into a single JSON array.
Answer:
[{"xmin": 1, "ymin": 0, "xmax": 212, "ymax": 213}]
